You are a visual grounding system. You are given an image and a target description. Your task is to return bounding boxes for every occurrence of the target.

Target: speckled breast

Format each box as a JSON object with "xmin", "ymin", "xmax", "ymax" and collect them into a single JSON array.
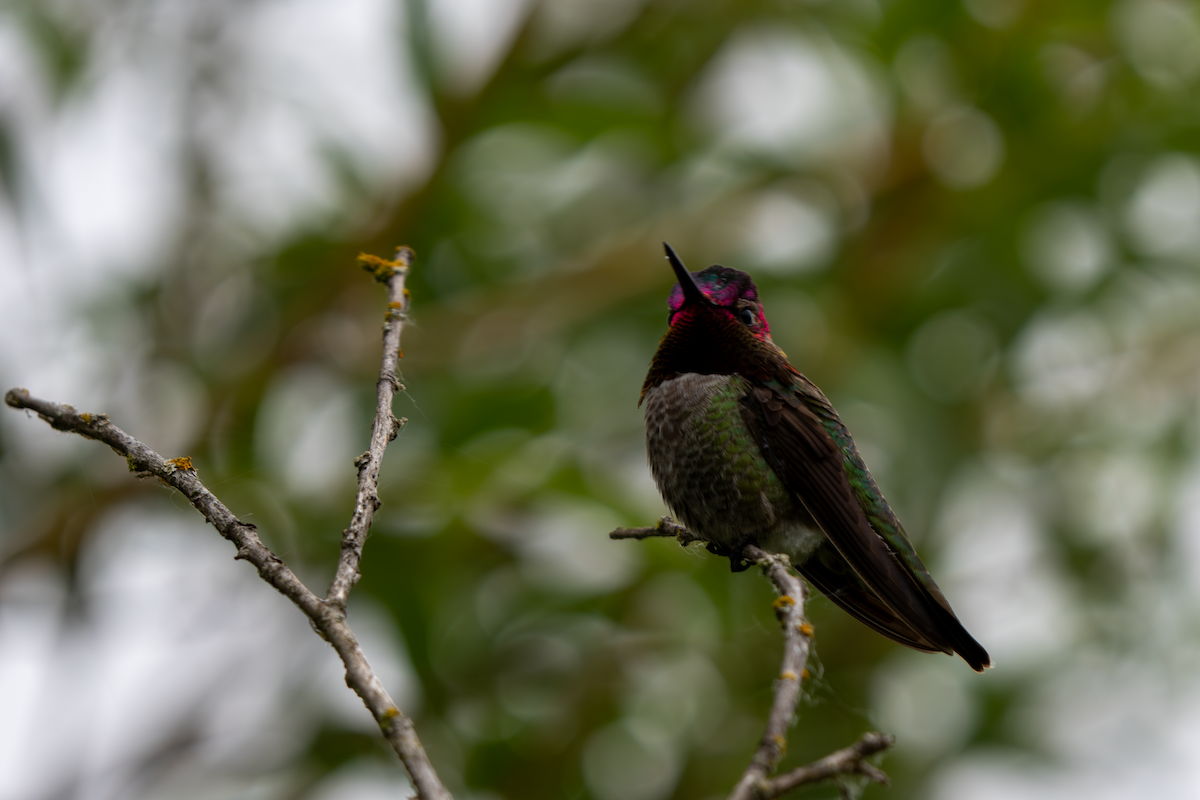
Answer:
[{"xmin": 643, "ymin": 372, "xmax": 820, "ymax": 557}]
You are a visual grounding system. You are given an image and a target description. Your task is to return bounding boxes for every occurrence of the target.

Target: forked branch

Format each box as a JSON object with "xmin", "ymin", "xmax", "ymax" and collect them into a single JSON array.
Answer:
[
  {"xmin": 5, "ymin": 247, "xmax": 451, "ymax": 800},
  {"xmin": 609, "ymin": 519, "xmax": 894, "ymax": 799}
]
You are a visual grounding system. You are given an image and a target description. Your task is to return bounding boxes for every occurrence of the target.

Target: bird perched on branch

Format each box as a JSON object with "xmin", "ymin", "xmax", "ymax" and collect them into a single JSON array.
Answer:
[{"xmin": 641, "ymin": 243, "xmax": 990, "ymax": 671}]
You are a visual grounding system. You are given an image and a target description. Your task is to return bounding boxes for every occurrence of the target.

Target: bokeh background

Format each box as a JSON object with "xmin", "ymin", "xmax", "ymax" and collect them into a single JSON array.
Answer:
[{"xmin": 3, "ymin": 0, "xmax": 1200, "ymax": 798}]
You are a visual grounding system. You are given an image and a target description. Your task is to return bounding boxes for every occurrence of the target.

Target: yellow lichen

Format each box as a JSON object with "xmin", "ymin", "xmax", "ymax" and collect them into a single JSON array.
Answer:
[
  {"xmin": 780, "ymin": 670, "xmax": 797, "ymax": 681},
  {"xmin": 359, "ymin": 250, "xmax": 412, "ymax": 283},
  {"xmin": 385, "ymin": 300, "xmax": 408, "ymax": 324},
  {"xmin": 799, "ymin": 622, "xmax": 814, "ymax": 637},
  {"xmin": 772, "ymin": 595, "xmax": 795, "ymax": 610},
  {"xmin": 167, "ymin": 456, "xmax": 194, "ymax": 473},
  {"xmin": 802, "ymin": 668, "xmax": 811, "ymax": 680},
  {"xmin": 379, "ymin": 706, "xmax": 401, "ymax": 729}
]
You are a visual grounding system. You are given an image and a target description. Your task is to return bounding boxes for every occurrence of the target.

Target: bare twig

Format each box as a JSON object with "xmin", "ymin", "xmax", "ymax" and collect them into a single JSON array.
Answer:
[
  {"xmin": 4, "ymin": 249, "xmax": 452, "ymax": 800},
  {"xmin": 759, "ymin": 732, "xmax": 895, "ymax": 798},
  {"xmin": 328, "ymin": 247, "xmax": 412, "ymax": 611},
  {"xmin": 609, "ymin": 515, "xmax": 701, "ymax": 545},
  {"xmin": 727, "ymin": 544, "xmax": 812, "ymax": 800},
  {"xmin": 612, "ymin": 520, "xmax": 894, "ymax": 798}
]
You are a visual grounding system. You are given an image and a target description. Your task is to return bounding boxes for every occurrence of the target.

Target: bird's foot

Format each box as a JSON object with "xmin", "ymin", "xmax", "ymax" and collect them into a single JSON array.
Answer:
[
  {"xmin": 704, "ymin": 537, "xmax": 756, "ymax": 572},
  {"xmin": 728, "ymin": 535, "xmax": 756, "ymax": 572}
]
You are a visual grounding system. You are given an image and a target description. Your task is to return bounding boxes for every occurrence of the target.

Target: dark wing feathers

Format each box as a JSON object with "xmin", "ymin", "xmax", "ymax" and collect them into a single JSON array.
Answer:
[
  {"xmin": 799, "ymin": 543, "xmax": 945, "ymax": 653},
  {"xmin": 740, "ymin": 382, "xmax": 990, "ymax": 671}
]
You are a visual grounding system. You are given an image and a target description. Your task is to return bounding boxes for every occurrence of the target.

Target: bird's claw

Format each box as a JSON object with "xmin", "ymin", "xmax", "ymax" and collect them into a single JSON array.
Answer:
[
  {"xmin": 729, "ymin": 536, "xmax": 755, "ymax": 572},
  {"xmin": 704, "ymin": 539, "xmax": 754, "ymax": 571}
]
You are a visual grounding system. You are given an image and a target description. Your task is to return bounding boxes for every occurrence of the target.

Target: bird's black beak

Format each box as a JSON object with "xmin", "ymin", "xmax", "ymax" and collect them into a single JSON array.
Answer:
[{"xmin": 663, "ymin": 242, "xmax": 713, "ymax": 307}]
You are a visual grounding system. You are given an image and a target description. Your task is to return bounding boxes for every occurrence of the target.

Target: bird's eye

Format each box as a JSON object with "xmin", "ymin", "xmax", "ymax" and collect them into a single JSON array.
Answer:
[{"xmin": 739, "ymin": 307, "xmax": 755, "ymax": 326}]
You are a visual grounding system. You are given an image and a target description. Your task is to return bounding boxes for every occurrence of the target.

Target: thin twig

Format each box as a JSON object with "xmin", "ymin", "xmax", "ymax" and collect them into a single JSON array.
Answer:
[
  {"xmin": 5, "ymin": 250, "xmax": 452, "ymax": 800},
  {"xmin": 328, "ymin": 247, "xmax": 413, "ymax": 611},
  {"xmin": 727, "ymin": 544, "xmax": 812, "ymax": 800},
  {"xmin": 612, "ymin": 520, "xmax": 895, "ymax": 798},
  {"xmin": 759, "ymin": 732, "xmax": 895, "ymax": 798},
  {"xmin": 609, "ymin": 515, "xmax": 702, "ymax": 545}
]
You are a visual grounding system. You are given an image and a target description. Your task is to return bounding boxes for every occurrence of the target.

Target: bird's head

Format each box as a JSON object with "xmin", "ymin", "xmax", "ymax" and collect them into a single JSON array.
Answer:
[
  {"xmin": 639, "ymin": 244, "xmax": 788, "ymax": 404},
  {"xmin": 663, "ymin": 243, "xmax": 772, "ymax": 342}
]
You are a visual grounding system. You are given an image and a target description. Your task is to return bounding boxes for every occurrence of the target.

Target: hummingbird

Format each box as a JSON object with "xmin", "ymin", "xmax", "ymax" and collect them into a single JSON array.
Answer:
[{"xmin": 641, "ymin": 243, "xmax": 990, "ymax": 671}]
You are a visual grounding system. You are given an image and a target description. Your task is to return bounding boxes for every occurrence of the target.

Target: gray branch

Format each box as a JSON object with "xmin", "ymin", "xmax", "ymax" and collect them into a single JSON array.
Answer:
[
  {"xmin": 759, "ymin": 731, "xmax": 894, "ymax": 798},
  {"xmin": 610, "ymin": 520, "xmax": 894, "ymax": 799},
  {"xmin": 328, "ymin": 247, "xmax": 413, "ymax": 611},
  {"xmin": 726, "ymin": 545, "xmax": 812, "ymax": 800},
  {"xmin": 5, "ymin": 248, "xmax": 451, "ymax": 800},
  {"xmin": 609, "ymin": 515, "xmax": 701, "ymax": 545}
]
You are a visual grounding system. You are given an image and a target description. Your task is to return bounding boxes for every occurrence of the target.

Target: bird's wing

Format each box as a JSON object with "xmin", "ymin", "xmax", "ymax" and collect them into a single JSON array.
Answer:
[
  {"xmin": 740, "ymin": 380, "xmax": 990, "ymax": 670},
  {"xmin": 799, "ymin": 540, "xmax": 944, "ymax": 653}
]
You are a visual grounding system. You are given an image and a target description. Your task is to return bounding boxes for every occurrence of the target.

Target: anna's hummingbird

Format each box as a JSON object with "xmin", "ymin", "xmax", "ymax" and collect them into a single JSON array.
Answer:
[{"xmin": 641, "ymin": 243, "xmax": 990, "ymax": 671}]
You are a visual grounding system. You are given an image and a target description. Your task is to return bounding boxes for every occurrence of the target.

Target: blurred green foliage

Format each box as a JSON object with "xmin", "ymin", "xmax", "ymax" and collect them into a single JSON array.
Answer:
[{"xmin": 5, "ymin": 0, "xmax": 1200, "ymax": 798}]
